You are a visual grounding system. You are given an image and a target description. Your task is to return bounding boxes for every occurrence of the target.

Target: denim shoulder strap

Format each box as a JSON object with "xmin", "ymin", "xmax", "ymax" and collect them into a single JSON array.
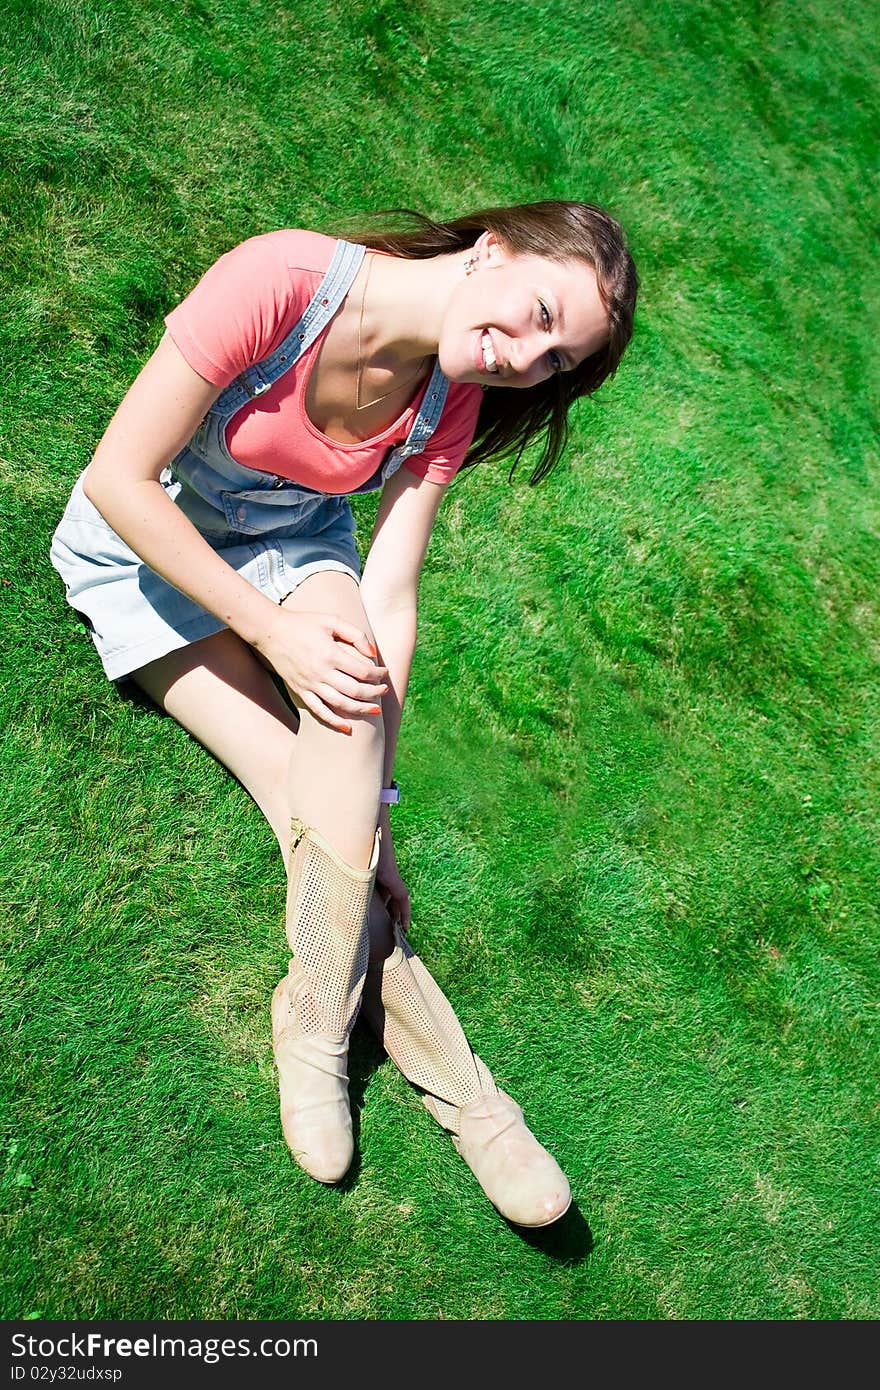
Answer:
[
  {"xmin": 213, "ymin": 239, "xmax": 367, "ymax": 421},
  {"xmin": 386, "ymin": 357, "xmax": 451, "ymax": 470}
]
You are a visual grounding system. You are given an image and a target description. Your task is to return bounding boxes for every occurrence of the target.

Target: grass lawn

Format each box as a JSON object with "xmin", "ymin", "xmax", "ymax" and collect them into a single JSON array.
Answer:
[{"xmin": 1, "ymin": 0, "xmax": 877, "ymax": 1319}]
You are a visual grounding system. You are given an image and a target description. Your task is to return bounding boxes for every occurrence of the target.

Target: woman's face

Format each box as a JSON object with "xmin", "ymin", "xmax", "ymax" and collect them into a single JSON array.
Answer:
[{"xmin": 438, "ymin": 231, "xmax": 610, "ymax": 388}]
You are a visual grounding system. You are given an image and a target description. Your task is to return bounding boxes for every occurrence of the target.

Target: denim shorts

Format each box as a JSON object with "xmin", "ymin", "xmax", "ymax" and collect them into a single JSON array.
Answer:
[{"xmin": 49, "ymin": 458, "xmax": 363, "ymax": 683}]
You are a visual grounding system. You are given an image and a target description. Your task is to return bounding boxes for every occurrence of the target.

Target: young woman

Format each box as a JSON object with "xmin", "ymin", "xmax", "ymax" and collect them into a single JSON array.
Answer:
[{"xmin": 50, "ymin": 201, "xmax": 638, "ymax": 1228}]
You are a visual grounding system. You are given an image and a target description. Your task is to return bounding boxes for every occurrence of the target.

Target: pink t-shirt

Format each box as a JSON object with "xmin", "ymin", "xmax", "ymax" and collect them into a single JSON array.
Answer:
[{"xmin": 164, "ymin": 229, "xmax": 483, "ymax": 492}]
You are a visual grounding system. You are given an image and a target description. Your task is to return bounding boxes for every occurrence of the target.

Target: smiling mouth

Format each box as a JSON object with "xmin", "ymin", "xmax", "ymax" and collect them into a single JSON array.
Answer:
[{"xmin": 481, "ymin": 330, "xmax": 500, "ymax": 374}]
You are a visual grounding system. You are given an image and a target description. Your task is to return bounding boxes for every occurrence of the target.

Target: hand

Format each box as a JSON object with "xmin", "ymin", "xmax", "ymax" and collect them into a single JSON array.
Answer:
[
  {"xmin": 256, "ymin": 607, "xmax": 388, "ymax": 734},
  {"xmin": 375, "ymin": 812, "xmax": 411, "ymax": 933}
]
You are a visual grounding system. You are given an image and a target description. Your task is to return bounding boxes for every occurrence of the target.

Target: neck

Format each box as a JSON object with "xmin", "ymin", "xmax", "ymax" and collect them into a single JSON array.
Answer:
[{"xmin": 358, "ymin": 251, "xmax": 461, "ymax": 367}]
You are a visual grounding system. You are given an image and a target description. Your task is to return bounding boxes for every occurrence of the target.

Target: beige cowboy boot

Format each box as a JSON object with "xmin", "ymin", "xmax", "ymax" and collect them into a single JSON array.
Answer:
[
  {"xmin": 271, "ymin": 817, "xmax": 380, "ymax": 1183},
  {"xmin": 361, "ymin": 916, "xmax": 571, "ymax": 1227}
]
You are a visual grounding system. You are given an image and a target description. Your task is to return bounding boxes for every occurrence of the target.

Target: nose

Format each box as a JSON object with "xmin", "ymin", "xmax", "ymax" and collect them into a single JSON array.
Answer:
[{"xmin": 509, "ymin": 333, "xmax": 546, "ymax": 379}]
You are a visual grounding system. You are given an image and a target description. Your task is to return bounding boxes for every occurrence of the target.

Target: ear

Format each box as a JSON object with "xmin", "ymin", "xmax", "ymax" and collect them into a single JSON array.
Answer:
[{"xmin": 474, "ymin": 229, "xmax": 506, "ymax": 265}]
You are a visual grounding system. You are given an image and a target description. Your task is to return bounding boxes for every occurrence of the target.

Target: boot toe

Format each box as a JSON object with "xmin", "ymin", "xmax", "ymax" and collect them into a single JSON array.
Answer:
[
  {"xmin": 473, "ymin": 1148, "xmax": 571, "ymax": 1228},
  {"xmin": 273, "ymin": 986, "xmax": 356, "ymax": 1184},
  {"xmin": 281, "ymin": 1111, "xmax": 354, "ymax": 1184},
  {"xmin": 456, "ymin": 1091, "xmax": 571, "ymax": 1227},
  {"xmin": 502, "ymin": 1163, "xmax": 571, "ymax": 1227}
]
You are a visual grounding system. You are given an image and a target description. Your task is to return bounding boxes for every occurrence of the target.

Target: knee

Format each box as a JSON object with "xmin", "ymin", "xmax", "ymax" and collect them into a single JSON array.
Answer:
[
  {"xmin": 348, "ymin": 706, "xmax": 386, "ymax": 766},
  {"xmin": 298, "ymin": 699, "xmax": 386, "ymax": 758}
]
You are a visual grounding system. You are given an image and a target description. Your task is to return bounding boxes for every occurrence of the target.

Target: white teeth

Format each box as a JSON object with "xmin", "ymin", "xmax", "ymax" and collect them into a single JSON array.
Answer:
[{"xmin": 482, "ymin": 331, "xmax": 498, "ymax": 372}]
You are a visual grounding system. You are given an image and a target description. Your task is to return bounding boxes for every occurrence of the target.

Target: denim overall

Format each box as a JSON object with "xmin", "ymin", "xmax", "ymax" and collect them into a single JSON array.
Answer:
[{"xmin": 49, "ymin": 238, "xmax": 451, "ymax": 683}]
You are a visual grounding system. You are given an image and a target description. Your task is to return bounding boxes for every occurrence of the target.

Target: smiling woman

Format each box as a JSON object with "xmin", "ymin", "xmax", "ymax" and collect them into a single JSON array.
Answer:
[
  {"xmin": 338, "ymin": 201, "xmax": 638, "ymax": 483},
  {"xmin": 48, "ymin": 198, "xmax": 637, "ymax": 1229}
]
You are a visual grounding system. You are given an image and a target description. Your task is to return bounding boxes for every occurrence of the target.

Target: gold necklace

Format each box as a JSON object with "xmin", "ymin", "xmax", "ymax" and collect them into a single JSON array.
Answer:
[{"xmin": 355, "ymin": 255, "xmax": 429, "ymax": 411}]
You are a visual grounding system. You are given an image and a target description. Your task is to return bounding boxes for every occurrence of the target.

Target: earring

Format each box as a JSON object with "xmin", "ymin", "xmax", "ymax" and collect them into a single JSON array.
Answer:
[{"xmin": 463, "ymin": 253, "xmax": 478, "ymax": 276}]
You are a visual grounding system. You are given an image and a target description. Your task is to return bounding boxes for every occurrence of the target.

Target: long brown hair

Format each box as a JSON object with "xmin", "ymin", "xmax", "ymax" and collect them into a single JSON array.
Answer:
[{"xmin": 333, "ymin": 200, "xmax": 638, "ymax": 485}]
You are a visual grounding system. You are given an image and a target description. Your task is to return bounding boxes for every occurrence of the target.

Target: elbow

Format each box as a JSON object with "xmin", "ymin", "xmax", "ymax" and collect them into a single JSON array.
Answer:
[
  {"xmin": 82, "ymin": 462, "xmax": 151, "ymax": 515},
  {"xmin": 81, "ymin": 463, "xmax": 127, "ymax": 529},
  {"xmin": 81, "ymin": 463, "xmax": 108, "ymax": 514},
  {"xmin": 82, "ymin": 460, "xmax": 113, "ymax": 509}
]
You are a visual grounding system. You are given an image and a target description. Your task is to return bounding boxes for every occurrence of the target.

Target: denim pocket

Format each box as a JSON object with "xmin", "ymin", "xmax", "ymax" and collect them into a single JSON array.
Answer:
[{"xmin": 218, "ymin": 487, "xmax": 326, "ymax": 537}]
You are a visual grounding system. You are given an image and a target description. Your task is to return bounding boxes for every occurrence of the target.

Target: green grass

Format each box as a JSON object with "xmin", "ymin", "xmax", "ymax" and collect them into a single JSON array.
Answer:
[{"xmin": 1, "ymin": 0, "xmax": 878, "ymax": 1319}]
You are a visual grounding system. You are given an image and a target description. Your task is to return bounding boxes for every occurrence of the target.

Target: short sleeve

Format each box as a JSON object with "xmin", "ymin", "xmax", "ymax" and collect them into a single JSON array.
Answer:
[
  {"xmin": 403, "ymin": 382, "xmax": 483, "ymax": 485},
  {"xmin": 163, "ymin": 230, "xmax": 323, "ymax": 388}
]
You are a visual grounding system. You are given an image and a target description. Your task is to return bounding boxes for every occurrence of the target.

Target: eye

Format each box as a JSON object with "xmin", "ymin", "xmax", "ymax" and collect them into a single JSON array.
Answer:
[{"xmin": 538, "ymin": 300, "xmax": 564, "ymax": 374}]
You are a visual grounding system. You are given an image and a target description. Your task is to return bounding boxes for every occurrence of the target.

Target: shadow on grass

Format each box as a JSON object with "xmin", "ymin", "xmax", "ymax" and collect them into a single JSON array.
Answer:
[
  {"xmin": 504, "ymin": 1203, "xmax": 593, "ymax": 1263},
  {"xmin": 334, "ymin": 1027, "xmax": 382, "ymax": 1194}
]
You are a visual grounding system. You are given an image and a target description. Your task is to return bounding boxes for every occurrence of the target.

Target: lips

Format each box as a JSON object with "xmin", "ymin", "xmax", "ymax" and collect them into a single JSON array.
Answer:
[{"xmin": 474, "ymin": 330, "xmax": 486, "ymax": 373}]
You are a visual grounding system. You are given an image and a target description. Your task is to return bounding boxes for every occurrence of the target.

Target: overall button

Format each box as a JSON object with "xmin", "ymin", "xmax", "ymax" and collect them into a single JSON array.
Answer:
[
  {"xmin": 272, "ymin": 477, "xmax": 286, "ymax": 489},
  {"xmin": 236, "ymin": 505, "xmax": 247, "ymax": 522}
]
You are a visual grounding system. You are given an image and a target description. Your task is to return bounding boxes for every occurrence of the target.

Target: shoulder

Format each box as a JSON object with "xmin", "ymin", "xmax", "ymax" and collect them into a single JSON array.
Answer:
[
  {"xmin": 209, "ymin": 227, "xmax": 338, "ymax": 279},
  {"xmin": 431, "ymin": 379, "xmax": 483, "ymax": 443},
  {"xmin": 444, "ymin": 380, "xmax": 483, "ymax": 421},
  {"xmin": 163, "ymin": 229, "xmax": 343, "ymax": 386},
  {"xmin": 402, "ymin": 380, "xmax": 482, "ymax": 486}
]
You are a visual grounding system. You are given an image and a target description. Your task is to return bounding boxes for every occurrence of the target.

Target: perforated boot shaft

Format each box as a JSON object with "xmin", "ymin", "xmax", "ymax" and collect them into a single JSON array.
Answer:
[
  {"xmin": 284, "ymin": 818, "xmax": 378, "ymax": 1038},
  {"xmin": 362, "ymin": 924, "xmax": 497, "ymax": 1131}
]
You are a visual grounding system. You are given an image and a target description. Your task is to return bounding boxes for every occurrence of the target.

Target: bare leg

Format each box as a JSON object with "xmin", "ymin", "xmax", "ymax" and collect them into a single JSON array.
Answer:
[
  {"xmin": 128, "ymin": 613, "xmax": 394, "ymax": 936},
  {"xmin": 128, "ymin": 605, "xmax": 567, "ymax": 1215},
  {"xmin": 276, "ymin": 571, "xmax": 385, "ymax": 871},
  {"xmin": 129, "ymin": 573, "xmax": 383, "ymax": 869},
  {"xmin": 129, "ymin": 627, "xmax": 301, "ymax": 862}
]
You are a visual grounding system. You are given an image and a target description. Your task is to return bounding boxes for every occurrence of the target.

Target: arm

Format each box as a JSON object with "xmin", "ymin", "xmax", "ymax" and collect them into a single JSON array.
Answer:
[
  {"xmin": 83, "ymin": 333, "xmax": 284, "ymax": 651},
  {"xmin": 85, "ymin": 334, "xmax": 384, "ymax": 719},
  {"xmin": 359, "ymin": 464, "xmax": 449, "ymax": 788}
]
